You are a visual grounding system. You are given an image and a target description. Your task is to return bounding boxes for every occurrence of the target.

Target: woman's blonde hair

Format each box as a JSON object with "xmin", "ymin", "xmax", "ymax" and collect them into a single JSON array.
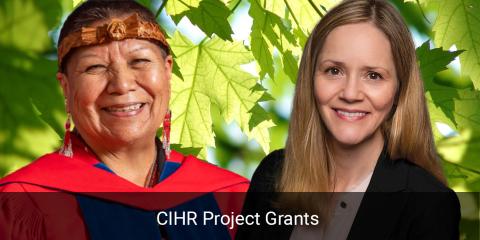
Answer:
[{"xmin": 278, "ymin": 0, "xmax": 445, "ymax": 197}]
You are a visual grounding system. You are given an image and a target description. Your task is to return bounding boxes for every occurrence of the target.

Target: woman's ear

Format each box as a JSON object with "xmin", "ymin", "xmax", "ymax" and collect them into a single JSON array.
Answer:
[
  {"xmin": 164, "ymin": 55, "xmax": 173, "ymax": 81},
  {"xmin": 56, "ymin": 72, "xmax": 70, "ymax": 112}
]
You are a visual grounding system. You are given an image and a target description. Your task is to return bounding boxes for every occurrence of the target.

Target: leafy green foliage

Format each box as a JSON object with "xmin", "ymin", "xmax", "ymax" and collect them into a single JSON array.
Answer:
[
  {"xmin": 416, "ymin": 41, "xmax": 462, "ymax": 137},
  {"xmin": 0, "ymin": 0, "xmax": 477, "ymax": 236},
  {"xmin": 166, "ymin": 0, "xmax": 199, "ymax": 18},
  {"xmin": 166, "ymin": 0, "xmax": 234, "ymax": 41},
  {"xmin": 416, "ymin": 41, "xmax": 463, "ymax": 84},
  {"xmin": 0, "ymin": 0, "xmax": 69, "ymax": 175},
  {"xmin": 169, "ymin": 32, "xmax": 273, "ymax": 157},
  {"xmin": 0, "ymin": 0, "xmax": 479, "ymax": 193},
  {"xmin": 249, "ymin": 0, "xmax": 290, "ymax": 79},
  {"xmin": 416, "ymin": 40, "xmax": 480, "ymax": 196},
  {"xmin": 429, "ymin": 0, "xmax": 480, "ymax": 89}
]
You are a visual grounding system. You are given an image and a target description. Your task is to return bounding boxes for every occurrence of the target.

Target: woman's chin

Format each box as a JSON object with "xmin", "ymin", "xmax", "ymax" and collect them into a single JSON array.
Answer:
[
  {"xmin": 101, "ymin": 126, "xmax": 154, "ymax": 145},
  {"xmin": 330, "ymin": 131, "xmax": 370, "ymax": 147},
  {"xmin": 334, "ymin": 138, "xmax": 364, "ymax": 147}
]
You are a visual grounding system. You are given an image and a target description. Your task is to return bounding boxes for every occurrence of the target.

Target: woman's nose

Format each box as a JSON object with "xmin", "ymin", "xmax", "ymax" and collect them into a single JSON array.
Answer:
[
  {"xmin": 339, "ymin": 75, "xmax": 363, "ymax": 102},
  {"xmin": 106, "ymin": 67, "xmax": 137, "ymax": 95}
]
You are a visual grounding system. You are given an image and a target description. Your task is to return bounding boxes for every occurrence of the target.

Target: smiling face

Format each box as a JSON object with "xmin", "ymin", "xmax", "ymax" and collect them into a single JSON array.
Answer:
[
  {"xmin": 314, "ymin": 22, "xmax": 397, "ymax": 147},
  {"xmin": 58, "ymin": 38, "xmax": 172, "ymax": 148}
]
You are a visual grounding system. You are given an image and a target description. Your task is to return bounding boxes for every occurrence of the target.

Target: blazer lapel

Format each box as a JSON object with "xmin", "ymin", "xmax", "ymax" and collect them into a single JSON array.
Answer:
[{"xmin": 347, "ymin": 149, "xmax": 410, "ymax": 240}]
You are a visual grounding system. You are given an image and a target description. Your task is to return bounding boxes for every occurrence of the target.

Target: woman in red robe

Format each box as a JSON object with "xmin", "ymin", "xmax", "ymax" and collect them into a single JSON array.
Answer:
[{"xmin": 0, "ymin": 1, "xmax": 248, "ymax": 239}]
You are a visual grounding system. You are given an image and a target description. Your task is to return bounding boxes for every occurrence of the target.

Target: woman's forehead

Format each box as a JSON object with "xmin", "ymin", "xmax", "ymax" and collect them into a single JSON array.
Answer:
[
  {"xmin": 318, "ymin": 23, "xmax": 394, "ymax": 67},
  {"xmin": 73, "ymin": 39, "xmax": 161, "ymax": 58}
]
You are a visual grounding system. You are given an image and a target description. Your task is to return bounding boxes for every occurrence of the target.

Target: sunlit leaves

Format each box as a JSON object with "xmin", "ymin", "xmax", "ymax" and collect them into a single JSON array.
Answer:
[
  {"xmin": 247, "ymin": 0, "xmax": 339, "ymax": 83},
  {"xmin": 416, "ymin": 41, "xmax": 463, "ymax": 84},
  {"xmin": 169, "ymin": 32, "xmax": 272, "ymax": 157},
  {"xmin": 0, "ymin": 0, "xmax": 65, "ymax": 175},
  {"xmin": 439, "ymin": 129, "xmax": 480, "ymax": 191},
  {"xmin": 72, "ymin": 0, "xmax": 84, "ymax": 7},
  {"xmin": 249, "ymin": 0, "xmax": 293, "ymax": 79},
  {"xmin": 282, "ymin": 0, "xmax": 324, "ymax": 34},
  {"xmin": 166, "ymin": 0, "xmax": 233, "ymax": 41},
  {"xmin": 430, "ymin": 0, "xmax": 480, "ymax": 89},
  {"xmin": 0, "ymin": 0, "xmax": 62, "ymax": 52},
  {"xmin": 416, "ymin": 40, "xmax": 480, "ymax": 188},
  {"xmin": 1, "ymin": 0, "xmax": 479, "ymax": 196},
  {"xmin": 417, "ymin": 41, "xmax": 462, "ymax": 131},
  {"xmin": 166, "ymin": 0, "xmax": 200, "ymax": 18}
]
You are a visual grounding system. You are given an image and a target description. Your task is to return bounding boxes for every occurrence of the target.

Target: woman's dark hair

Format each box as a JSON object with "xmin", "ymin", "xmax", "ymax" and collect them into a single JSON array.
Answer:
[{"xmin": 58, "ymin": 0, "xmax": 168, "ymax": 72}]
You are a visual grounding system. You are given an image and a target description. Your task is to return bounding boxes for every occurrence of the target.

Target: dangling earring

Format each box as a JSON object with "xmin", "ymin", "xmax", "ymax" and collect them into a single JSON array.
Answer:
[
  {"xmin": 60, "ymin": 107, "xmax": 73, "ymax": 158},
  {"xmin": 162, "ymin": 110, "xmax": 171, "ymax": 160}
]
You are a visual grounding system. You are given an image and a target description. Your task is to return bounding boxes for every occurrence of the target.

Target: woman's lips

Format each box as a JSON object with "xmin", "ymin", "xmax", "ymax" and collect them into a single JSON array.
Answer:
[
  {"xmin": 102, "ymin": 103, "xmax": 146, "ymax": 117},
  {"xmin": 333, "ymin": 108, "xmax": 369, "ymax": 121}
]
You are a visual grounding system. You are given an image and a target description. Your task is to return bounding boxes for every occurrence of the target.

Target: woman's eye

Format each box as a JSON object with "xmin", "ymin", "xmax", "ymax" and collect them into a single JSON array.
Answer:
[
  {"xmin": 367, "ymin": 72, "xmax": 383, "ymax": 80},
  {"xmin": 131, "ymin": 58, "xmax": 151, "ymax": 66},
  {"xmin": 325, "ymin": 67, "xmax": 341, "ymax": 75},
  {"xmin": 85, "ymin": 64, "xmax": 106, "ymax": 73}
]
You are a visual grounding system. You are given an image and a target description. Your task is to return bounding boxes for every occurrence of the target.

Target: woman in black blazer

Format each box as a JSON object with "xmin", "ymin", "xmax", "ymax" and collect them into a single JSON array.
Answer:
[{"xmin": 237, "ymin": 0, "xmax": 460, "ymax": 239}]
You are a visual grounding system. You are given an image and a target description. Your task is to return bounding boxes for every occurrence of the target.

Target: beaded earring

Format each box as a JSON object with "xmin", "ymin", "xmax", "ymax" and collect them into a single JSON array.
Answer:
[
  {"xmin": 59, "ymin": 111, "xmax": 73, "ymax": 158},
  {"xmin": 162, "ymin": 110, "xmax": 171, "ymax": 160}
]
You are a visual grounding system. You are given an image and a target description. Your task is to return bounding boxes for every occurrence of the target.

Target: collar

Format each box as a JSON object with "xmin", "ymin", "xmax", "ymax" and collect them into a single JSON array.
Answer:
[{"xmin": 365, "ymin": 144, "xmax": 408, "ymax": 192}]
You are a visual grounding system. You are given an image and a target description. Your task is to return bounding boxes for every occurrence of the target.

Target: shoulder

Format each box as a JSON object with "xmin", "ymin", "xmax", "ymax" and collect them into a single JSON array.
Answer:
[
  {"xmin": 397, "ymin": 159, "xmax": 451, "ymax": 192},
  {"xmin": 400, "ymin": 161, "xmax": 461, "ymax": 238},
  {"xmin": 248, "ymin": 149, "xmax": 285, "ymax": 192},
  {"xmin": 394, "ymin": 159, "xmax": 460, "ymax": 227},
  {"xmin": 0, "ymin": 153, "xmax": 56, "ymax": 188}
]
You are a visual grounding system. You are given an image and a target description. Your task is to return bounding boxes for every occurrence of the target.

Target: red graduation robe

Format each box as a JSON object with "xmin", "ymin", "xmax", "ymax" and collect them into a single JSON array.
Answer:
[{"xmin": 0, "ymin": 136, "xmax": 249, "ymax": 240}]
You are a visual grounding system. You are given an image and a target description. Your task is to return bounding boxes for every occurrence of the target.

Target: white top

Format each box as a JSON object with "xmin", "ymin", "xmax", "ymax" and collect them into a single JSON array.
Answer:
[{"xmin": 290, "ymin": 171, "xmax": 373, "ymax": 240}]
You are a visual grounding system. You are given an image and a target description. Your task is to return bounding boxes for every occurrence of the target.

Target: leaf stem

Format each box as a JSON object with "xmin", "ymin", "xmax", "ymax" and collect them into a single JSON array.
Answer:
[
  {"xmin": 155, "ymin": 0, "xmax": 168, "ymax": 19},
  {"xmin": 307, "ymin": 0, "xmax": 324, "ymax": 18},
  {"xmin": 230, "ymin": 0, "xmax": 242, "ymax": 13},
  {"xmin": 443, "ymin": 158, "xmax": 480, "ymax": 175},
  {"xmin": 283, "ymin": 0, "xmax": 300, "ymax": 28},
  {"xmin": 415, "ymin": 0, "xmax": 431, "ymax": 24}
]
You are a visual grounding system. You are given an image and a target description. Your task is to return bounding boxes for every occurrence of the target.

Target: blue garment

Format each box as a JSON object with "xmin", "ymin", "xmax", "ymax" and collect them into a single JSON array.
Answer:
[{"xmin": 76, "ymin": 148, "xmax": 230, "ymax": 240}]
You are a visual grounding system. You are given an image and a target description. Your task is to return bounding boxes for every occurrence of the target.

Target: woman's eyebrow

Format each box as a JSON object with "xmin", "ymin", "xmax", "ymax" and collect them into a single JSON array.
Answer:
[
  {"xmin": 128, "ymin": 46, "xmax": 149, "ymax": 53},
  {"xmin": 318, "ymin": 59, "xmax": 346, "ymax": 68},
  {"xmin": 76, "ymin": 53, "xmax": 102, "ymax": 60}
]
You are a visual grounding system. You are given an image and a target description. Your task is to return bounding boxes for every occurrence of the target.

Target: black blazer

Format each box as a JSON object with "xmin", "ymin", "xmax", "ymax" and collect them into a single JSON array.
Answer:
[{"xmin": 236, "ymin": 149, "xmax": 460, "ymax": 240}]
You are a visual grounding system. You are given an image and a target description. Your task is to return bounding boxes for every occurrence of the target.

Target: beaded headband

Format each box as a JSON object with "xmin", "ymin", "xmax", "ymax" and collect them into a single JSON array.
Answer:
[{"xmin": 57, "ymin": 13, "xmax": 169, "ymax": 68}]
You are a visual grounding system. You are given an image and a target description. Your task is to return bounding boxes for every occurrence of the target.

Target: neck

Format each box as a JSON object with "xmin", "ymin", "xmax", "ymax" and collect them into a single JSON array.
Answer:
[
  {"xmin": 79, "ymin": 133, "xmax": 157, "ymax": 187},
  {"xmin": 331, "ymin": 130, "xmax": 384, "ymax": 192}
]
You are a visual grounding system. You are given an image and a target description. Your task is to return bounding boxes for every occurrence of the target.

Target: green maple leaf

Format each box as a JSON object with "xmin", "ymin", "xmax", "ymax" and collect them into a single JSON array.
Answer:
[
  {"xmin": 438, "ymin": 129, "xmax": 480, "ymax": 191},
  {"xmin": 263, "ymin": 0, "xmax": 338, "ymax": 34},
  {"xmin": 248, "ymin": 0, "xmax": 338, "ymax": 82},
  {"xmin": 282, "ymin": 50, "xmax": 298, "ymax": 83},
  {"xmin": 416, "ymin": 41, "xmax": 464, "ymax": 84},
  {"xmin": 416, "ymin": 41, "xmax": 463, "ymax": 137},
  {"xmin": 249, "ymin": 30, "xmax": 274, "ymax": 80},
  {"xmin": 185, "ymin": 0, "xmax": 234, "ymax": 41},
  {"xmin": 430, "ymin": 0, "xmax": 480, "ymax": 89},
  {"xmin": 169, "ymin": 32, "xmax": 274, "ymax": 157},
  {"xmin": 453, "ymin": 89, "xmax": 480, "ymax": 129},
  {"xmin": 166, "ymin": 0, "xmax": 199, "ymax": 22},
  {"xmin": 166, "ymin": 0, "xmax": 233, "ymax": 41},
  {"xmin": 0, "ymin": 0, "xmax": 67, "ymax": 176},
  {"xmin": 249, "ymin": 0, "xmax": 296, "ymax": 80},
  {"xmin": 282, "ymin": 0, "xmax": 327, "ymax": 34},
  {"xmin": 416, "ymin": 42, "xmax": 480, "ymax": 187}
]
